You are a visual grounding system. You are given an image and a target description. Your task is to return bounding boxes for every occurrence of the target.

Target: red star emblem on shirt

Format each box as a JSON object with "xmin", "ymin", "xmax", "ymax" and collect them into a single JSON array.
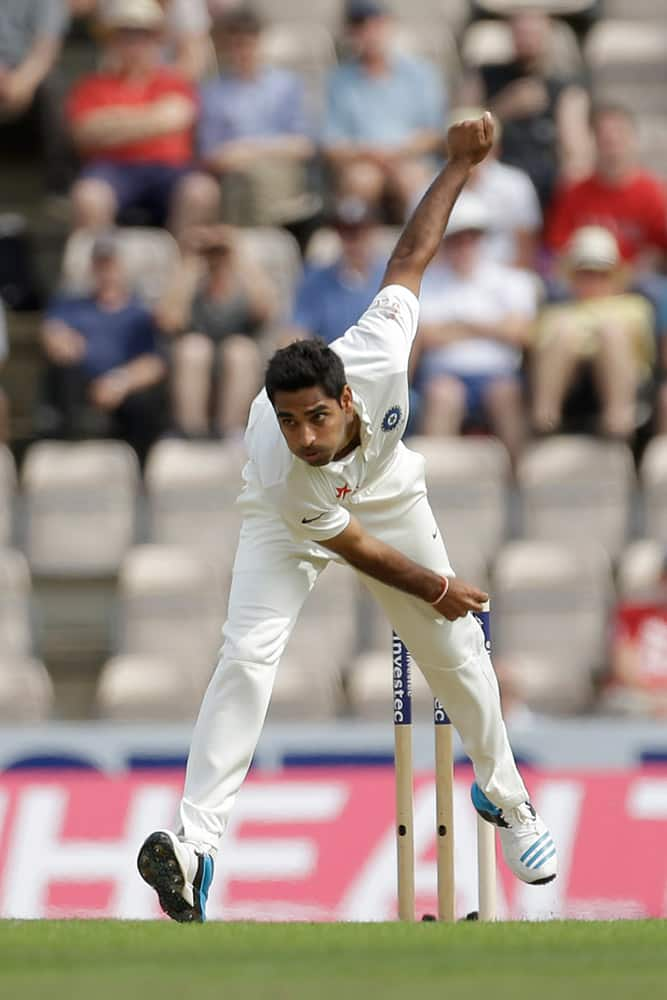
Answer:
[{"xmin": 336, "ymin": 484, "xmax": 352, "ymax": 499}]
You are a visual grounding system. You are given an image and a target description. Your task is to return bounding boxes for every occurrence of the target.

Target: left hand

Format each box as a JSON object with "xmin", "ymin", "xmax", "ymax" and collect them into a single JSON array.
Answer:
[
  {"xmin": 89, "ymin": 370, "xmax": 130, "ymax": 411},
  {"xmin": 446, "ymin": 112, "xmax": 494, "ymax": 167}
]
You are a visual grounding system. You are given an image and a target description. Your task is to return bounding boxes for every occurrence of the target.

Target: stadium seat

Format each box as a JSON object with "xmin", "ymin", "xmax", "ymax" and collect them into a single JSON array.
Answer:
[
  {"xmin": 117, "ymin": 545, "xmax": 223, "ymax": 680},
  {"xmin": 347, "ymin": 647, "xmax": 435, "ymax": 720},
  {"xmin": 22, "ymin": 440, "xmax": 139, "ymax": 577},
  {"xmin": 493, "ymin": 540, "xmax": 612, "ymax": 712},
  {"xmin": 585, "ymin": 21, "xmax": 667, "ymax": 112},
  {"xmin": 273, "ymin": 561, "xmax": 358, "ymax": 718},
  {"xmin": 601, "ymin": 0, "xmax": 667, "ymax": 19},
  {"xmin": 239, "ymin": 227, "xmax": 303, "ymax": 323},
  {"xmin": 517, "ymin": 436, "xmax": 635, "ymax": 559},
  {"xmin": 0, "ymin": 548, "xmax": 33, "ymax": 657},
  {"xmin": 261, "ymin": 24, "xmax": 337, "ymax": 117},
  {"xmin": 252, "ymin": 0, "xmax": 341, "ymax": 30},
  {"xmin": 145, "ymin": 439, "xmax": 246, "ymax": 579},
  {"xmin": 0, "ymin": 445, "xmax": 17, "ymax": 546},
  {"xmin": 61, "ymin": 228, "xmax": 181, "ymax": 307},
  {"xmin": 0, "ymin": 657, "xmax": 53, "ymax": 722},
  {"xmin": 474, "ymin": 0, "xmax": 596, "ymax": 15},
  {"xmin": 406, "ymin": 435, "xmax": 511, "ymax": 566},
  {"xmin": 382, "ymin": 0, "xmax": 469, "ymax": 35},
  {"xmin": 95, "ymin": 654, "xmax": 202, "ymax": 721},
  {"xmin": 616, "ymin": 540, "xmax": 664, "ymax": 598},
  {"xmin": 392, "ymin": 22, "xmax": 462, "ymax": 89},
  {"xmin": 640, "ymin": 436, "xmax": 667, "ymax": 545}
]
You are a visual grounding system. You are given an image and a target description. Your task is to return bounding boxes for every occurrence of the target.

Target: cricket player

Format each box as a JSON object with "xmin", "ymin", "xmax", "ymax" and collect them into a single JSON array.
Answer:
[{"xmin": 138, "ymin": 113, "xmax": 557, "ymax": 922}]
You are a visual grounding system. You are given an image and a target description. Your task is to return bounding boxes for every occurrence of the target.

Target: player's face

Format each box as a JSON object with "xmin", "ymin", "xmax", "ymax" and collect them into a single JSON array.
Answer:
[{"xmin": 274, "ymin": 385, "xmax": 356, "ymax": 466}]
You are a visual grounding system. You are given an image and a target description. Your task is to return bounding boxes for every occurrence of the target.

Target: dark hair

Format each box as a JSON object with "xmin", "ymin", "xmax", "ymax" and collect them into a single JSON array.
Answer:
[
  {"xmin": 265, "ymin": 339, "xmax": 347, "ymax": 405},
  {"xmin": 589, "ymin": 101, "xmax": 635, "ymax": 131},
  {"xmin": 215, "ymin": 6, "xmax": 262, "ymax": 35}
]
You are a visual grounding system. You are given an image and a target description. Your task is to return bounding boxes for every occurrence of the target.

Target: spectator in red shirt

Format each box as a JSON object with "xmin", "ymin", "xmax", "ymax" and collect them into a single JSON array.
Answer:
[
  {"xmin": 67, "ymin": 0, "xmax": 207, "ymax": 235},
  {"xmin": 546, "ymin": 103, "xmax": 667, "ymax": 266}
]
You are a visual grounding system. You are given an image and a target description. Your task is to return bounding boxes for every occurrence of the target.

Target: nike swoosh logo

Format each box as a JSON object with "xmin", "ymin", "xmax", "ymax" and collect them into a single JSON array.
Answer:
[
  {"xmin": 432, "ymin": 528, "xmax": 438, "ymax": 539},
  {"xmin": 301, "ymin": 513, "xmax": 326, "ymax": 525}
]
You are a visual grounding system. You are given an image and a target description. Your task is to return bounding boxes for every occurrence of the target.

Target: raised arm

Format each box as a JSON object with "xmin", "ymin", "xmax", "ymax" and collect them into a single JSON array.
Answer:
[{"xmin": 382, "ymin": 113, "xmax": 494, "ymax": 297}]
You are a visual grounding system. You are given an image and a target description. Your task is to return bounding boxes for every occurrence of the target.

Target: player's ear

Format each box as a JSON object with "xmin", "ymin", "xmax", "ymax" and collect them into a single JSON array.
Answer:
[{"xmin": 340, "ymin": 384, "xmax": 354, "ymax": 411}]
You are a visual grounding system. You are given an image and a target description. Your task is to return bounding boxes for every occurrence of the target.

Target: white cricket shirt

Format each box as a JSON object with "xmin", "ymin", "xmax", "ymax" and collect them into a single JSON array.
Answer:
[{"xmin": 239, "ymin": 283, "xmax": 419, "ymax": 543}]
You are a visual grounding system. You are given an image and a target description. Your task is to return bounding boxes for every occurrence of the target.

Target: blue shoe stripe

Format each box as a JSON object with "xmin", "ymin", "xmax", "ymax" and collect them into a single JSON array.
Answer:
[
  {"xmin": 198, "ymin": 855, "xmax": 214, "ymax": 922},
  {"xmin": 526, "ymin": 841, "xmax": 554, "ymax": 869},
  {"xmin": 520, "ymin": 830, "xmax": 550, "ymax": 864},
  {"xmin": 528, "ymin": 845, "xmax": 556, "ymax": 870},
  {"xmin": 528, "ymin": 842, "xmax": 556, "ymax": 868}
]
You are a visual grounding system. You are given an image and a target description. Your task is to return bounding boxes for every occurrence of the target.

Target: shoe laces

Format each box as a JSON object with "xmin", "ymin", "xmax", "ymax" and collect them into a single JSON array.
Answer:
[{"xmin": 505, "ymin": 802, "xmax": 537, "ymax": 830}]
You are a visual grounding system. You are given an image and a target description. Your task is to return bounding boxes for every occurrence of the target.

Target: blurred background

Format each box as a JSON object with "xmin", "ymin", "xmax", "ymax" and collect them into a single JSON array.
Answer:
[{"xmin": 0, "ymin": 0, "xmax": 666, "ymax": 922}]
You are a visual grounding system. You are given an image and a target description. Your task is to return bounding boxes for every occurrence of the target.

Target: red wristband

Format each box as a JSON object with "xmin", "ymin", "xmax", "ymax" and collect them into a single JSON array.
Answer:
[{"xmin": 430, "ymin": 575, "xmax": 449, "ymax": 605}]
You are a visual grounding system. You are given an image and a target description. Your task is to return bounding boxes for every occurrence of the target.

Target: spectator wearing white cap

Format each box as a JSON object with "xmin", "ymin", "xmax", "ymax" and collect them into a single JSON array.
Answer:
[
  {"xmin": 67, "ymin": 0, "xmax": 206, "ymax": 235},
  {"xmin": 84, "ymin": 0, "xmax": 213, "ymax": 80},
  {"xmin": 531, "ymin": 225, "xmax": 655, "ymax": 440},
  {"xmin": 416, "ymin": 192, "xmax": 537, "ymax": 466}
]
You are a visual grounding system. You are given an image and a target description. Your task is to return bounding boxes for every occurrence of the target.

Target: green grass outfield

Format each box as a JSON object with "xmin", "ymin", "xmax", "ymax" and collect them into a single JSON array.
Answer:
[{"xmin": 1, "ymin": 919, "xmax": 665, "ymax": 1000}]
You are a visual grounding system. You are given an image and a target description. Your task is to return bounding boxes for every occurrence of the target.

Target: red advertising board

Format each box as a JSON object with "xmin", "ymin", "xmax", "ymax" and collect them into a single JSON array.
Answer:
[{"xmin": 0, "ymin": 767, "xmax": 665, "ymax": 921}]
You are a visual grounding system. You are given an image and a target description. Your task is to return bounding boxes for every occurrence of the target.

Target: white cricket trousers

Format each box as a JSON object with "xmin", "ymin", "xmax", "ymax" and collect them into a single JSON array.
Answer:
[{"xmin": 179, "ymin": 489, "xmax": 528, "ymax": 852}]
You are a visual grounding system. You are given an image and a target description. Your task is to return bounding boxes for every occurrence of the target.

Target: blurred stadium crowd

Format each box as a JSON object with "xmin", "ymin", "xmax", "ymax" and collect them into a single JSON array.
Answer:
[{"xmin": 0, "ymin": 0, "xmax": 666, "ymax": 726}]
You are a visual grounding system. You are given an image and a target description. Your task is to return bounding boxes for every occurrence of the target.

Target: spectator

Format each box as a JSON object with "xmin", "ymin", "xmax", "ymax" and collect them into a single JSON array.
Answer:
[
  {"xmin": 605, "ymin": 552, "xmax": 667, "ymax": 717},
  {"xmin": 158, "ymin": 0, "xmax": 212, "ymax": 80},
  {"xmin": 67, "ymin": 0, "xmax": 205, "ymax": 235},
  {"xmin": 38, "ymin": 232, "xmax": 168, "ymax": 463},
  {"xmin": 286, "ymin": 198, "xmax": 385, "ymax": 345},
  {"xmin": 0, "ymin": 0, "xmax": 71, "ymax": 196},
  {"xmin": 193, "ymin": 6, "xmax": 317, "ymax": 227},
  {"xmin": 531, "ymin": 226, "xmax": 655, "ymax": 440},
  {"xmin": 0, "ymin": 300, "xmax": 9, "ymax": 442},
  {"xmin": 460, "ymin": 8, "xmax": 590, "ymax": 209},
  {"xmin": 545, "ymin": 103, "xmax": 667, "ymax": 340},
  {"xmin": 322, "ymin": 1, "xmax": 446, "ymax": 220},
  {"xmin": 445, "ymin": 107, "xmax": 542, "ymax": 269},
  {"xmin": 159, "ymin": 224, "xmax": 276, "ymax": 438},
  {"xmin": 80, "ymin": 0, "xmax": 214, "ymax": 80},
  {"xmin": 416, "ymin": 193, "xmax": 537, "ymax": 467}
]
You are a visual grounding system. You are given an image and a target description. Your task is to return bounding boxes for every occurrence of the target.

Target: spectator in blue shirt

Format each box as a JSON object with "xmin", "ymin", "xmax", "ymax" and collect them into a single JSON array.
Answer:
[
  {"xmin": 189, "ymin": 6, "xmax": 316, "ymax": 226},
  {"xmin": 38, "ymin": 233, "xmax": 168, "ymax": 463},
  {"xmin": 285, "ymin": 197, "xmax": 385, "ymax": 345},
  {"xmin": 323, "ymin": 1, "xmax": 447, "ymax": 220}
]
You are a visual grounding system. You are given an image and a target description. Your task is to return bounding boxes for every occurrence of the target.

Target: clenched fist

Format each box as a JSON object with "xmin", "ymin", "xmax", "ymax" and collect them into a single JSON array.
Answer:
[{"xmin": 446, "ymin": 112, "xmax": 494, "ymax": 167}]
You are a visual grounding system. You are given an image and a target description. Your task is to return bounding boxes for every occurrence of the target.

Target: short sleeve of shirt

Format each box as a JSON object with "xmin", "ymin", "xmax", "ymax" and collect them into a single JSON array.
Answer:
[{"xmin": 333, "ymin": 284, "xmax": 420, "ymax": 377}]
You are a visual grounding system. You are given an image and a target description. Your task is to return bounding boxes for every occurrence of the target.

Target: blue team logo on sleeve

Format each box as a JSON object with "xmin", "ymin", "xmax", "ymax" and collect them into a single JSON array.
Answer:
[{"xmin": 382, "ymin": 405, "xmax": 403, "ymax": 432}]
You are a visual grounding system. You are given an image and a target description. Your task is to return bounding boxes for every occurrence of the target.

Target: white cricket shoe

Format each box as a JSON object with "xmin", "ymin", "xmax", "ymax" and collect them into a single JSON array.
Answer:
[
  {"xmin": 137, "ymin": 829, "xmax": 214, "ymax": 922},
  {"xmin": 471, "ymin": 783, "xmax": 557, "ymax": 885}
]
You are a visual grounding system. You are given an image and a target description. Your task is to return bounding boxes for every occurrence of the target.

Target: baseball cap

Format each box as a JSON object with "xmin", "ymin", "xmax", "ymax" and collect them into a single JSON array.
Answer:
[
  {"xmin": 444, "ymin": 192, "xmax": 489, "ymax": 238},
  {"xmin": 102, "ymin": 0, "xmax": 165, "ymax": 31},
  {"xmin": 566, "ymin": 226, "xmax": 620, "ymax": 271},
  {"xmin": 345, "ymin": 2, "xmax": 388, "ymax": 24},
  {"xmin": 331, "ymin": 196, "xmax": 377, "ymax": 228}
]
